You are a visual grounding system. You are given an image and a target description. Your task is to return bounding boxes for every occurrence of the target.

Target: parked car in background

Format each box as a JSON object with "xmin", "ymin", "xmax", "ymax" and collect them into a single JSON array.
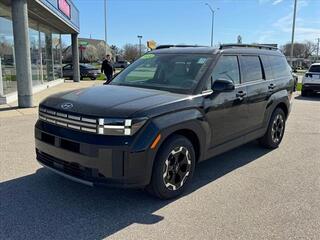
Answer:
[
  {"xmin": 301, "ymin": 63, "xmax": 320, "ymax": 96},
  {"xmin": 35, "ymin": 44, "xmax": 293, "ymax": 199},
  {"xmin": 113, "ymin": 60, "xmax": 130, "ymax": 69},
  {"xmin": 62, "ymin": 63, "xmax": 100, "ymax": 80}
]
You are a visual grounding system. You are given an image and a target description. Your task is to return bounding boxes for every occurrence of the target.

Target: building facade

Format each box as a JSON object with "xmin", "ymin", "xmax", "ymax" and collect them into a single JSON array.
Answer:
[{"xmin": 0, "ymin": 0, "xmax": 80, "ymax": 107}]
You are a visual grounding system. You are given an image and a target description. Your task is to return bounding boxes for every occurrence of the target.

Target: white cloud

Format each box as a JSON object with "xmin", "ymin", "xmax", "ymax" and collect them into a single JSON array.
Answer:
[{"xmin": 272, "ymin": 0, "xmax": 283, "ymax": 5}]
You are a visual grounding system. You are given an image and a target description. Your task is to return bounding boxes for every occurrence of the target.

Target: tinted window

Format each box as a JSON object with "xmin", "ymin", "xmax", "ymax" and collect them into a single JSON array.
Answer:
[
  {"xmin": 260, "ymin": 55, "xmax": 273, "ymax": 80},
  {"xmin": 241, "ymin": 56, "xmax": 263, "ymax": 82},
  {"xmin": 309, "ymin": 65, "xmax": 320, "ymax": 73},
  {"xmin": 269, "ymin": 56, "xmax": 291, "ymax": 78},
  {"xmin": 212, "ymin": 55, "xmax": 240, "ymax": 84}
]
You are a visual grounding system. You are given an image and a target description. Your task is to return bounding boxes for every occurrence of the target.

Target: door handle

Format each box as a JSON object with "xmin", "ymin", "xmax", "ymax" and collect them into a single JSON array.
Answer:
[
  {"xmin": 268, "ymin": 83, "xmax": 276, "ymax": 90},
  {"xmin": 236, "ymin": 91, "xmax": 247, "ymax": 98},
  {"xmin": 236, "ymin": 91, "xmax": 246, "ymax": 101}
]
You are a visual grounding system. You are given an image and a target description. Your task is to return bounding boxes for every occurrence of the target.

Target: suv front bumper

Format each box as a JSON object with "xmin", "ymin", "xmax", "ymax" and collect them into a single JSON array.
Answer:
[{"xmin": 35, "ymin": 121, "xmax": 156, "ymax": 188}]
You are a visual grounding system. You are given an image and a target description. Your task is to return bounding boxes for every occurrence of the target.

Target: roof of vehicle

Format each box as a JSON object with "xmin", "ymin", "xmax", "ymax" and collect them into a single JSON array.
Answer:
[
  {"xmin": 151, "ymin": 45, "xmax": 284, "ymax": 56},
  {"xmin": 310, "ymin": 63, "xmax": 320, "ymax": 66}
]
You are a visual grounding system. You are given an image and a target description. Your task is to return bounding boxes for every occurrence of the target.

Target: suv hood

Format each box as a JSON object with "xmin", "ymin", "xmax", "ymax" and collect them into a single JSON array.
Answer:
[{"xmin": 40, "ymin": 85, "xmax": 188, "ymax": 118}]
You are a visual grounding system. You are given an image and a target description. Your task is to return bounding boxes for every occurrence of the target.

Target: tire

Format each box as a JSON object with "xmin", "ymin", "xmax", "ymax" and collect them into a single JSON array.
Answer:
[
  {"xmin": 91, "ymin": 77, "xmax": 96, "ymax": 80},
  {"xmin": 147, "ymin": 135, "xmax": 196, "ymax": 199},
  {"xmin": 259, "ymin": 108, "xmax": 286, "ymax": 149}
]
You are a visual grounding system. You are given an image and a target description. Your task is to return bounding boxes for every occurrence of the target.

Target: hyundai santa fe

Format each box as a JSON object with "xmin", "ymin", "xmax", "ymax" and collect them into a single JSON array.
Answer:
[{"xmin": 35, "ymin": 44, "xmax": 294, "ymax": 199}]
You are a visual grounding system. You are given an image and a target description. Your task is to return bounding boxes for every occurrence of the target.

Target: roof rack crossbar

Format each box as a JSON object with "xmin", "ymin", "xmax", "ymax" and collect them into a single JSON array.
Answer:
[
  {"xmin": 155, "ymin": 45, "xmax": 206, "ymax": 50},
  {"xmin": 219, "ymin": 44, "xmax": 278, "ymax": 51}
]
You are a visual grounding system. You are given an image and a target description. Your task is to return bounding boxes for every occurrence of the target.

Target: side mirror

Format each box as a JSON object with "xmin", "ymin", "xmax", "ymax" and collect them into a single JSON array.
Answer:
[{"xmin": 212, "ymin": 78, "xmax": 235, "ymax": 92}]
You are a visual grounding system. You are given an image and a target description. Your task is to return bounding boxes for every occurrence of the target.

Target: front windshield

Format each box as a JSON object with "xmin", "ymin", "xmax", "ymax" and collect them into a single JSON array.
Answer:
[{"xmin": 111, "ymin": 53, "xmax": 213, "ymax": 93}]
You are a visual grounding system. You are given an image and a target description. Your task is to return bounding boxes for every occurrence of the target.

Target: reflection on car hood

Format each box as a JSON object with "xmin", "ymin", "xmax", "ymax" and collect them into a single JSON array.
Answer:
[{"xmin": 40, "ymin": 85, "xmax": 188, "ymax": 118}]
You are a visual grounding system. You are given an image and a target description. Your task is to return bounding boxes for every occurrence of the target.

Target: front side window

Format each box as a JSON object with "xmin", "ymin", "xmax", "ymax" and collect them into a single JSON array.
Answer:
[
  {"xmin": 212, "ymin": 55, "xmax": 240, "ymax": 84},
  {"xmin": 111, "ymin": 53, "xmax": 213, "ymax": 94},
  {"xmin": 241, "ymin": 55, "xmax": 263, "ymax": 82}
]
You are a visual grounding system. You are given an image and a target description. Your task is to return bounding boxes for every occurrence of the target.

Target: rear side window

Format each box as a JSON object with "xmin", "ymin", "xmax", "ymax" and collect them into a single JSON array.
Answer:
[
  {"xmin": 260, "ymin": 55, "xmax": 274, "ymax": 80},
  {"xmin": 309, "ymin": 65, "xmax": 320, "ymax": 73},
  {"xmin": 212, "ymin": 55, "xmax": 240, "ymax": 84},
  {"xmin": 240, "ymin": 56, "xmax": 263, "ymax": 82},
  {"xmin": 269, "ymin": 56, "xmax": 291, "ymax": 78}
]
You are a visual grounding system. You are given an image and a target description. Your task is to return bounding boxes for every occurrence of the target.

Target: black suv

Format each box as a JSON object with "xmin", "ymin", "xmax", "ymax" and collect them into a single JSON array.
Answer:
[{"xmin": 35, "ymin": 44, "xmax": 294, "ymax": 199}]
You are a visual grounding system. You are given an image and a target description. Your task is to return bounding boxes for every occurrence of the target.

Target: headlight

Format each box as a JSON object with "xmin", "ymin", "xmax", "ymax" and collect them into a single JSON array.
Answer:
[{"xmin": 97, "ymin": 118, "xmax": 147, "ymax": 136}]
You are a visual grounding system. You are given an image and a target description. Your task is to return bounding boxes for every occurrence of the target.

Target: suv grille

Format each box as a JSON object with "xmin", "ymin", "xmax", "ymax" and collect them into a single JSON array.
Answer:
[{"xmin": 39, "ymin": 107, "xmax": 98, "ymax": 133}]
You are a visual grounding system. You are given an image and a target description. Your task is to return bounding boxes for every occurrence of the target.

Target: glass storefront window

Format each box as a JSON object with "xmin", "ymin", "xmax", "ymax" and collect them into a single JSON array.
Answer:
[
  {"xmin": 0, "ymin": 3, "xmax": 16, "ymax": 95},
  {"xmin": 0, "ymin": 2, "xmax": 64, "ymax": 97}
]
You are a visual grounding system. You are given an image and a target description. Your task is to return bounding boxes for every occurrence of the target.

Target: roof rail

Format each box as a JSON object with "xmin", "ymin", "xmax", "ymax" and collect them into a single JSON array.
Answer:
[
  {"xmin": 219, "ymin": 44, "xmax": 278, "ymax": 51},
  {"xmin": 155, "ymin": 44, "xmax": 206, "ymax": 50}
]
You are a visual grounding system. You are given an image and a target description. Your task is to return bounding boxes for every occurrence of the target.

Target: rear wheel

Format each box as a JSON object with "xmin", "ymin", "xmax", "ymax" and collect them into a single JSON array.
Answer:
[
  {"xmin": 147, "ymin": 135, "xmax": 196, "ymax": 199},
  {"xmin": 259, "ymin": 108, "xmax": 286, "ymax": 149}
]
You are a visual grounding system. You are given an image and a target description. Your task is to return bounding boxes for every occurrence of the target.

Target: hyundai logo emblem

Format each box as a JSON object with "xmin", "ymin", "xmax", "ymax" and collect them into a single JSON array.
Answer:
[{"xmin": 61, "ymin": 103, "xmax": 73, "ymax": 110}]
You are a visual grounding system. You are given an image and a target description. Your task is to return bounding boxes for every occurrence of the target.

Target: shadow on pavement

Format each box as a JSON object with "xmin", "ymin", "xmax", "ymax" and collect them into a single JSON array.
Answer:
[
  {"xmin": 1, "ymin": 141, "xmax": 271, "ymax": 239},
  {"xmin": 295, "ymin": 93, "xmax": 320, "ymax": 101}
]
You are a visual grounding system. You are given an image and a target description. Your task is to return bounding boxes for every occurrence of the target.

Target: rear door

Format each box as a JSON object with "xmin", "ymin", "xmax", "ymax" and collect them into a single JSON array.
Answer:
[
  {"xmin": 204, "ymin": 55, "xmax": 249, "ymax": 148},
  {"xmin": 240, "ymin": 55, "xmax": 269, "ymax": 131}
]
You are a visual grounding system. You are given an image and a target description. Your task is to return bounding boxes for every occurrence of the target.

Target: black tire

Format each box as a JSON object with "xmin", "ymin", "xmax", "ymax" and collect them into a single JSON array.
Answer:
[
  {"xmin": 259, "ymin": 108, "xmax": 286, "ymax": 149},
  {"xmin": 91, "ymin": 77, "xmax": 96, "ymax": 80},
  {"xmin": 147, "ymin": 135, "xmax": 196, "ymax": 199}
]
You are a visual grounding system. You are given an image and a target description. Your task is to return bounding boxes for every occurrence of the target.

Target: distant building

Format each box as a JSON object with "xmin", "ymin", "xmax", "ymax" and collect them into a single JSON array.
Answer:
[{"xmin": 62, "ymin": 38, "xmax": 113, "ymax": 63}]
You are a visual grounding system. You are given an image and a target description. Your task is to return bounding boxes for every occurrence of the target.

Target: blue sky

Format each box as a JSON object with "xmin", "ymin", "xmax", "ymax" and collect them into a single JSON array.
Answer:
[{"xmin": 73, "ymin": 0, "xmax": 320, "ymax": 48}]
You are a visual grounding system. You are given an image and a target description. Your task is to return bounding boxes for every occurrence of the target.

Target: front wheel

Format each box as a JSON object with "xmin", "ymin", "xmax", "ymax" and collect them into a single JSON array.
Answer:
[
  {"xmin": 259, "ymin": 108, "xmax": 286, "ymax": 149},
  {"xmin": 147, "ymin": 135, "xmax": 196, "ymax": 199}
]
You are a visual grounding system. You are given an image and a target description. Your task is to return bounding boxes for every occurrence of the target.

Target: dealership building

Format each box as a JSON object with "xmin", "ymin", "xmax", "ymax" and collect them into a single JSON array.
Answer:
[{"xmin": 0, "ymin": 0, "xmax": 80, "ymax": 107}]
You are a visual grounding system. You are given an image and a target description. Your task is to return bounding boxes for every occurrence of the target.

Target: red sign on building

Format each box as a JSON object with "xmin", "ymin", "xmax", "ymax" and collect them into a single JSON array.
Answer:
[{"xmin": 58, "ymin": 0, "xmax": 71, "ymax": 18}]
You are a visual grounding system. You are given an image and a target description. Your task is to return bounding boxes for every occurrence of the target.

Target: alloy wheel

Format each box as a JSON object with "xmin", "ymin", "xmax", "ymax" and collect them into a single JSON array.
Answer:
[
  {"xmin": 162, "ymin": 146, "xmax": 192, "ymax": 191},
  {"xmin": 271, "ymin": 114, "xmax": 284, "ymax": 143}
]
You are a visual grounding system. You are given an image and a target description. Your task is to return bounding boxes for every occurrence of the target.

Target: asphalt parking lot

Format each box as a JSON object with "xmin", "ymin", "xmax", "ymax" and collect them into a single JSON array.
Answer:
[{"xmin": 0, "ymin": 86, "xmax": 319, "ymax": 240}]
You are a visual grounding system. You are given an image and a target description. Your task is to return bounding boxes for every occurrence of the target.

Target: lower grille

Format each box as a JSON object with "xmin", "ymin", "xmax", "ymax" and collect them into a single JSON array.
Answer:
[{"xmin": 37, "ymin": 150, "xmax": 94, "ymax": 179}]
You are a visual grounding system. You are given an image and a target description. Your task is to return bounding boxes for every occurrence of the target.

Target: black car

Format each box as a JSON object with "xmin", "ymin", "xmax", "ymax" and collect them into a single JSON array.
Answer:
[
  {"xmin": 35, "ymin": 44, "xmax": 294, "ymax": 199},
  {"xmin": 62, "ymin": 63, "xmax": 100, "ymax": 80}
]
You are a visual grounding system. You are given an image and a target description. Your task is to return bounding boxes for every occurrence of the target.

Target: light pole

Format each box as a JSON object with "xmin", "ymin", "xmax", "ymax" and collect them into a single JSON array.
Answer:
[
  {"xmin": 104, "ymin": 0, "xmax": 108, "ymax": 54},
  {"xmin": 316, "ymin": 38, "xmax": 320, "ymax": 62},
  {"xmin": 205, "ymin": 3, "xmax": 219, "ymax": 47},
  {"xmin": 138, "ymin": 35, "xmax": 143, "ymax": 57},
  {"xmin": 290, "ymin": 0, "xmax": 297, "ymax": 67}
]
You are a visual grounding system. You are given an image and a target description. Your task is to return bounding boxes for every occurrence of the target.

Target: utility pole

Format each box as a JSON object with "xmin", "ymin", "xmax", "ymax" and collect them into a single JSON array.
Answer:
[
  {"xmin": 104, "ymin": 0, "xmax": 108, "ymax": 54},
  {"xmin": 205, "ymin": 3, "xmax": 219, "ymax": 47},
  {"xmin": 290, "ymin": 0, "xmax": 297, "ymax": 67},
  {"xmin": 316, "ymin": 38, "xmax": 320, "ymax": 62},
  {"xmin": 138, "ymin": 35, "xmax": 143, "ymax": 57}
]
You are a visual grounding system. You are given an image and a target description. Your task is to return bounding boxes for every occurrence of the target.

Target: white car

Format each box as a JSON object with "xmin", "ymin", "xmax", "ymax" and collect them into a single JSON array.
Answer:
[{"xmin": 301, "ymin": 63, "xmax": 320, "ymax": 96}]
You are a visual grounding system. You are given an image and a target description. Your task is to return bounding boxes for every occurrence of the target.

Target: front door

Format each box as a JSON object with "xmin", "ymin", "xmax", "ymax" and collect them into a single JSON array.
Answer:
[{"xmin": 204, "ymin": 55, "xmax": 249, "ymax": 148}]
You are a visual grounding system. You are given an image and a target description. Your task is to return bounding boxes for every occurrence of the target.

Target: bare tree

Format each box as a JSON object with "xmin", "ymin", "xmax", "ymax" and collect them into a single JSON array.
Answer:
[
  {"xmin": 84, "ymin": 44, "xmax": 98, "ymax": 63},
  {"xmin": 122, "ymin": 44, "xmax": 146, "ymax": 62},
  {"xmin": 281, "ymin": 41, "xmax": 317, "ymax": 58}
]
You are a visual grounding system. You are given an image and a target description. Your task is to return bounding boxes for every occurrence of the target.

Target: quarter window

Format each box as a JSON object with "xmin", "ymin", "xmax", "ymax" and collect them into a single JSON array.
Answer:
[
  {"xmin": 241, "ymin": 56, "xmax": 263, "ymax": 82},
  {"xmin": 269, "ymin": 56, "xmax": 291, "ymax": 78},
  {"xmin": 212, "ymin": 55, "xmax": 240, "ymax": 84}
]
